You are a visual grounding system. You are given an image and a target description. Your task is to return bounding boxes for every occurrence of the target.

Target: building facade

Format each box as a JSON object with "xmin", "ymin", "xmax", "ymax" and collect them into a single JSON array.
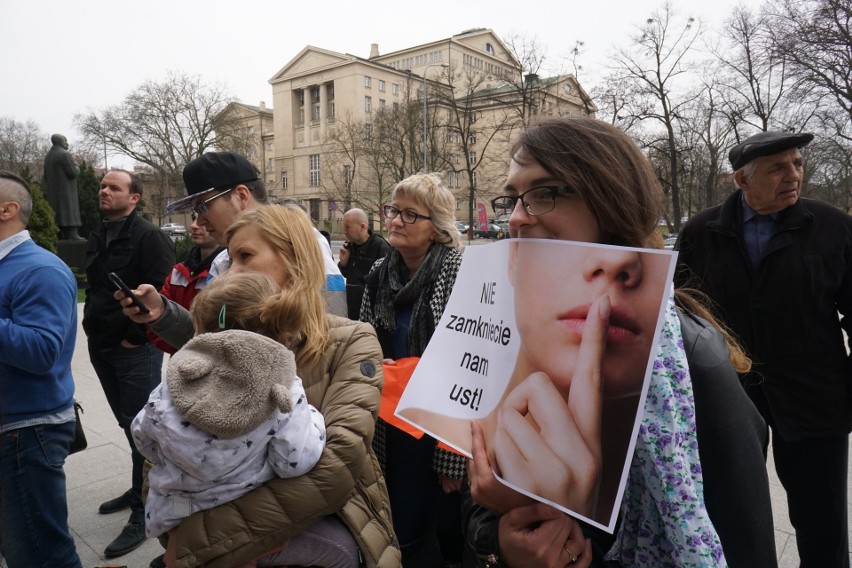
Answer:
[{"xmin": 232, "ymin": 28, "xmax": 595, "ymax": 233}]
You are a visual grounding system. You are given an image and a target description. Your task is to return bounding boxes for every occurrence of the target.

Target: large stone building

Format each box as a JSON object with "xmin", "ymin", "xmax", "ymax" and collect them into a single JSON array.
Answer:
[{"xmin": 227, "ymin": 28, "xmax": 594, "ymax": 233}]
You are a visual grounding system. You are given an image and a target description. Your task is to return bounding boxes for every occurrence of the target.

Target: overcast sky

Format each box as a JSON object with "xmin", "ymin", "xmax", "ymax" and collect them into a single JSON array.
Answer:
[{"xmin": 3, "ymin": 0, "xmax": 763, "ymax": 168}]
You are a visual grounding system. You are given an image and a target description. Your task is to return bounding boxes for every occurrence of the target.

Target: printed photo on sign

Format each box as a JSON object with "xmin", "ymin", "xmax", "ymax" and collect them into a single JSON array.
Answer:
[{"xmin": 395, "ymin": 238, "xmax": 677, "ymax": 532}]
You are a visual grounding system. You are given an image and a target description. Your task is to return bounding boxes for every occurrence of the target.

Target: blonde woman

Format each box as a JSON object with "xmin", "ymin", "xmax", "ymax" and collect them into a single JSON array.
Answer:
[
  {"xmin": 120, "ymin": 204, "xmax": 399, "ymax": 567},
  {"xmin": 360, "ymin": 173, "xmax": 466, "ymax": 566}
]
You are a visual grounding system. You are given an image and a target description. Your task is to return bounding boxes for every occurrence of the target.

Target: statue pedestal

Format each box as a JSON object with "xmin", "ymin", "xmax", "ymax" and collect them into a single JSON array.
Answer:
[{"xmin": 56, "ymin": 239, "xmax": 88, "ymax": 275}]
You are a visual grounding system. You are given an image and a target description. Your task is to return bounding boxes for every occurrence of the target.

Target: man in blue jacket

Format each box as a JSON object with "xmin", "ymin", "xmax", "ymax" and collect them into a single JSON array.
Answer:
[
  {"xmin": 0, "ymin": 171, "xmax": 82, "ymax": 567},
  {"xmin": 83, "ymin": 169, "xmax": 175, "ymax": 558}
]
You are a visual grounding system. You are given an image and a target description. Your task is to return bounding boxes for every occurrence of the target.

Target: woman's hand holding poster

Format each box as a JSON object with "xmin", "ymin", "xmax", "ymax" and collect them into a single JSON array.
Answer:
[{"xmin": 395, "ymin": 238, "xmax": 677, "ymax": 532}]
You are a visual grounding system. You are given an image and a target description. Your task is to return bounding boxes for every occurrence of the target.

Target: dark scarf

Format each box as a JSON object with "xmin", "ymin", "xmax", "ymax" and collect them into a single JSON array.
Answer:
[
  {"xmin": 373, "ymin": 243, "xmax": 450, "ymax": 356},
  {"xmin": 103, "ymin": 217, "xmax": 127, "ymax": 246},
  {"xmin": 185, "ymin": 245, "xmax": 225, "ymax": 277}
]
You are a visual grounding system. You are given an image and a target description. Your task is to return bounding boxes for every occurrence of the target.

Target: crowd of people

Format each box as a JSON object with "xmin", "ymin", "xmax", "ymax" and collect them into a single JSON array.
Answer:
[{"xmin": 1, "ymin": 116, "xmax": 849, "ymax": 568}]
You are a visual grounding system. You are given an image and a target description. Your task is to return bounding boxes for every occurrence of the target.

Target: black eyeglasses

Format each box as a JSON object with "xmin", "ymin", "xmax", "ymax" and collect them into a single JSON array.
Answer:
[
  {"xmin": 383, "ymin": 204, "xmax": 432, "ymax": 224},
  {"xmin": 491, "ymin": 186, "xmax": 575, "ymax": 218},
  {"xmin": 192, "ymin": 187, "xmax": 234, "ymax": 216}
]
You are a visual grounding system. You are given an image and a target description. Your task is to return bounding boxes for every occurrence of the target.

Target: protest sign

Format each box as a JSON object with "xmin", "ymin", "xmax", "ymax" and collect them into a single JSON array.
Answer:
[{"xmin": 396, "ymin": 238, "xmax": 676, "ymax": 531}]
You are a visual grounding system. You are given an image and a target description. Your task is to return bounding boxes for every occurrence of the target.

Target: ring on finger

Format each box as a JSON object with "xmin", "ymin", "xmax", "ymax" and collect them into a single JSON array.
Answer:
[{"xmin": 564, "ymin": 545, "xmax": 578, "ymax": 564}]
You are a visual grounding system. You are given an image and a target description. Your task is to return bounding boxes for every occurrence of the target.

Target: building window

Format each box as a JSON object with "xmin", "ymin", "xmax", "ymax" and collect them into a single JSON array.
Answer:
[
  {"xmin": 468, "ymin": 112, "xmax": 478, "ymax": 123},
  {"xmin": 364, "ymin": 76, "xmax": 372, "ymax": 88},
  {"xmin": 309, "ymin": 155, "xmax": 320, "ymax": 187},
  {"xmin": 393, "ymin": 102, "xmax": 399, "ymax": 113},
  {"xmin": 248, "ymin": 126, "xmax": 255, "ymax": 136},
  {"xmin": 379, "ymin": 99, "xmax": 386, "ymax": 111},
  {"xmin": 343, "ymin": 165, "xmax": 352, "ymax": 187},
  {"xmin": 298, "ymin": 91, "xmax": 305, "ymax": 105},
  {"xmin": 312, "ymin": 87, "xmax": 320, "ymax": 103},
  {"xmin": 472, "ymin": 171, "xmax": 478, "ymax": 188},
  {"xmin": 392, "ymin": 83, "xmax": 400, "ymax": 95},
  {"xmin": 468, "ymin": 132, "xmax": 477, "ymax": 145},
  {"xmin": 365, "ymin": 96, "xmax": 372, "ymax": 113},
  {"xmin": 299, "ymin": 109, "xmax": 304, "ymax": 125},
  {"xmin": 312, "ymin": 104, "xmax": 321, "ymax": 121},
  {"xmin": 330, "ymin": 102, "xmax": 335, "ymax": 118},
  {"xmin": 364, "ymin": 124, "xmax": 373, "ymax": 138},
  {"xmin": 281, "ymin": 171, "xmax": 288, "ymax": 189},
  {"xmin": 328, "ymin": 84, "xmax": 335, "ymax": 99},
  {"xmin": 485, "ymin": 43, "xmax": 494, "ymax": 55},
  {"xmin": 379, "ymin": 80, "xmax": 385, "ymax": 92},
  {"xmin": 469, "ymin": 152, "xmax": 477, "ymax": 165},
  {"xmin": 449, "ymin": 171, "xmax": 460, "ymax": 187}
]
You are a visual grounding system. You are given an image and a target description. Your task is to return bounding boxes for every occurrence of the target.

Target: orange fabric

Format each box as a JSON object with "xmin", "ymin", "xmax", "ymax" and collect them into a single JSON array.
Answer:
[
  {"xmin": 380, "ymin": 357, "xmax": 425, "ymax": 438},
  {"xmin": 380, "ymin": 358, "xmax": 464, "ymax": 456}
]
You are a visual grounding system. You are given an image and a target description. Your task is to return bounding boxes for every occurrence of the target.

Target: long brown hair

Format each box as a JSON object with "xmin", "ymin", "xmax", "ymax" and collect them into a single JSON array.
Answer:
[{"xmin": 514, "ymin": 117, "xmax": 750, "ymax": 372}]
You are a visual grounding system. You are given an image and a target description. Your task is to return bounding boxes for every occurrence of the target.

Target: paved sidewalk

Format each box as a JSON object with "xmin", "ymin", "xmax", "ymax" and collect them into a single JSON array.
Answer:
[
  {"xmin": 56, "ymin": 303, "xmax": 851, "ymax": 567},
  {"xmin": 64, "ymin": 304, "xmax": 165, "ymax": 568}
]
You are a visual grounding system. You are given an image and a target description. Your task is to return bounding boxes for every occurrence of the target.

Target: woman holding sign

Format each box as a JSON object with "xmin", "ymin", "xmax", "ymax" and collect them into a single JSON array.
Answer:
[
  {"xmin": 463, "ymin": 118, "xmax": 775, "ymax": 567},
  {"xmin": 360, "ymin": 172, "xmax": 466, "ymax": 567}
]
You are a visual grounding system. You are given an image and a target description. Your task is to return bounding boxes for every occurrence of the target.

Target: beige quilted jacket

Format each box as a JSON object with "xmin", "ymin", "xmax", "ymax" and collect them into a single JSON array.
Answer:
[{"xmin": 168, "ymin": 315, "xmax": 400, "ymax": 567}]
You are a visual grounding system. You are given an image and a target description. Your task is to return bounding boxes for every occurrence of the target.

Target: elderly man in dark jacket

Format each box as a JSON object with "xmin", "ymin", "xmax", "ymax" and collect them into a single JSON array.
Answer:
[
  {"xmin": 83, "ymin": 169, "xmax": 174, "ymax": 559},
  {"xmin": 676, "ymin": 131, "xmax": 852, "ymax": 568}
]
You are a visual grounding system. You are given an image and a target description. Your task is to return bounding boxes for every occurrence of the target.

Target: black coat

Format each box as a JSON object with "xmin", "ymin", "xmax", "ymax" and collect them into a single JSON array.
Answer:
[
  {"xmin": 676, "ymin": 191, "xmax": 852, "ymax": 440},
  {"xmin": 338, "ymin": 232, "xmax": 390, "ymax": 320},
  {"xmin": 83, "ymin": 208, "xmax": 175, "ymax": 348}
]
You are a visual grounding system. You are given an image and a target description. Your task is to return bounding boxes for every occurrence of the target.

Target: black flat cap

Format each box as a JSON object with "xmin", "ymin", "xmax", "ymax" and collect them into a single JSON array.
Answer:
[
  {"xmin": 166, "ymin": 152, "xmax": 259, "ymax": 213},
  {"xmin": 729, "ymin": 131, "xmax": 814, "ymax": 171}
]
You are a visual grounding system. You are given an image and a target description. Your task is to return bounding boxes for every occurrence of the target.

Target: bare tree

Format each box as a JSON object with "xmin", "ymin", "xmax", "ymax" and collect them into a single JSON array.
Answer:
[
  {"xmin": 320, "ymin": 100, "xmax": 421, "ymax": 227},
  {"xmin": 74, "ymin": 71, "xmax": 237, "ymax": 211},
  {"xmin": 0, "ymin": 117, "xmax": 49, "ymax": 176},
  {"xmin": 497, "ymin": 34, "xmax": 550, "ymax": 127},
  {"xmin": 432, "ymin": 64, "xmax": 518, "ymax": 233},
  {"xmin": 712, "ymin": 6, "xmax": 793, "ymax": 137},
  {"xmin": 321, "ymin": 111, "xmax": 370, "ymax": 212},
  {"xmin": 678, "ymin": 80, "xmax": 738, "ymax": 214},
  {"xmin": 767, "ymin": 0, "xmax": 852, "ymax": 141},
  {"xmin": 608, "ymin": 2, "xmax": 703, "ymax": 231}
]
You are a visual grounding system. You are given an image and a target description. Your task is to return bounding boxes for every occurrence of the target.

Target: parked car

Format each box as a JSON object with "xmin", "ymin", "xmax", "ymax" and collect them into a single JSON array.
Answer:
[
  {"xmin": 474, "ymin": 222, "xmax": 508, "ymax": 240},
  {"xmin": 455, "ymin": 221, "xmax": 469, "ymax": 234},
  {"xmin": 160, "ymin": 222, "xmax": 187, "ymax": 236},
  {"xmin": 663, "ymin": 235, "xmax": 677, "ymax": 250}
]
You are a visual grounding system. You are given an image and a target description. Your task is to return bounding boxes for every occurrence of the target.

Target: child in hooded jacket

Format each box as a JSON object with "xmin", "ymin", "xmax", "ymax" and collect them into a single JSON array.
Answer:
[{"xmin": 131, "ymin": 271, "xmax": 326, "ymax": 540}]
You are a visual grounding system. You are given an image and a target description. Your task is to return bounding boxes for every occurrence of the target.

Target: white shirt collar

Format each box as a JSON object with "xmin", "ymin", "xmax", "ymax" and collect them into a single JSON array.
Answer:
[{"xmin": 0, "ymin": 229, "xmax": 31, "ymax": 262}]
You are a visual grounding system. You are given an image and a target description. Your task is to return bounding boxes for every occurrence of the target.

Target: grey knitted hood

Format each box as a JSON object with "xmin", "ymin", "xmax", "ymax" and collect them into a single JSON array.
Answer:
[{"xmin": 167, "ymin": 330, "xmax": 297, "ymax": 438}]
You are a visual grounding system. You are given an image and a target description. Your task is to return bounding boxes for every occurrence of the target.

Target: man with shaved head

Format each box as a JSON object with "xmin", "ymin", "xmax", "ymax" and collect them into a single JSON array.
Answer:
[
  {"xmin": 338, "ymin": 207, "xmax": 390, "ymax": 319},
  {"xmin": 0, "ymin": 171, "xmax": 82, "ymax": 567}
]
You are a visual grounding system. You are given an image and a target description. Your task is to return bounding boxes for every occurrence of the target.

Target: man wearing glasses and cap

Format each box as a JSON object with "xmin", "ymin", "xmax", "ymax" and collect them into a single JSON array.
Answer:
[
  {"xmin": 128, "ymin": 152, "xmax": 346, "ymax": 352},
  {"xmin": 676, "ymin": 131, "xmax": 852, "ymax": 567}
]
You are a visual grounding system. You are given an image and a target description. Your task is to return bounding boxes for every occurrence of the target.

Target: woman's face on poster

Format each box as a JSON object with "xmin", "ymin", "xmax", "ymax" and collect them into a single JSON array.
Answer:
[{"xmin": 511, "ymin": 239, "xmax": 669, "ymax": 400}]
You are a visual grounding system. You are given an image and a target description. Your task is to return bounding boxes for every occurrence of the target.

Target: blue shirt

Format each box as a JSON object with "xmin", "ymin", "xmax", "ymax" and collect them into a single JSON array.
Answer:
[{"xmin": 741, "ymin": 194, "xmax": 779, "ymax": 268}]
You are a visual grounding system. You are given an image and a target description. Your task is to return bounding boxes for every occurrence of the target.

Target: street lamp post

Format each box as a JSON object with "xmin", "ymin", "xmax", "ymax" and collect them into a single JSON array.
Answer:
[{"xmin": 422, "ymin": 63, "xmax": 449, "ymax": 171}]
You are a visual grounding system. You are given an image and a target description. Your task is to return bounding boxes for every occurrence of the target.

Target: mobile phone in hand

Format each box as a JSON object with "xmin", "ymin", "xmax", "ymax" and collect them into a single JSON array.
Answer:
[{"xmin": 107, "ymin": 272, "xmax": 151, "ymax": 314}]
